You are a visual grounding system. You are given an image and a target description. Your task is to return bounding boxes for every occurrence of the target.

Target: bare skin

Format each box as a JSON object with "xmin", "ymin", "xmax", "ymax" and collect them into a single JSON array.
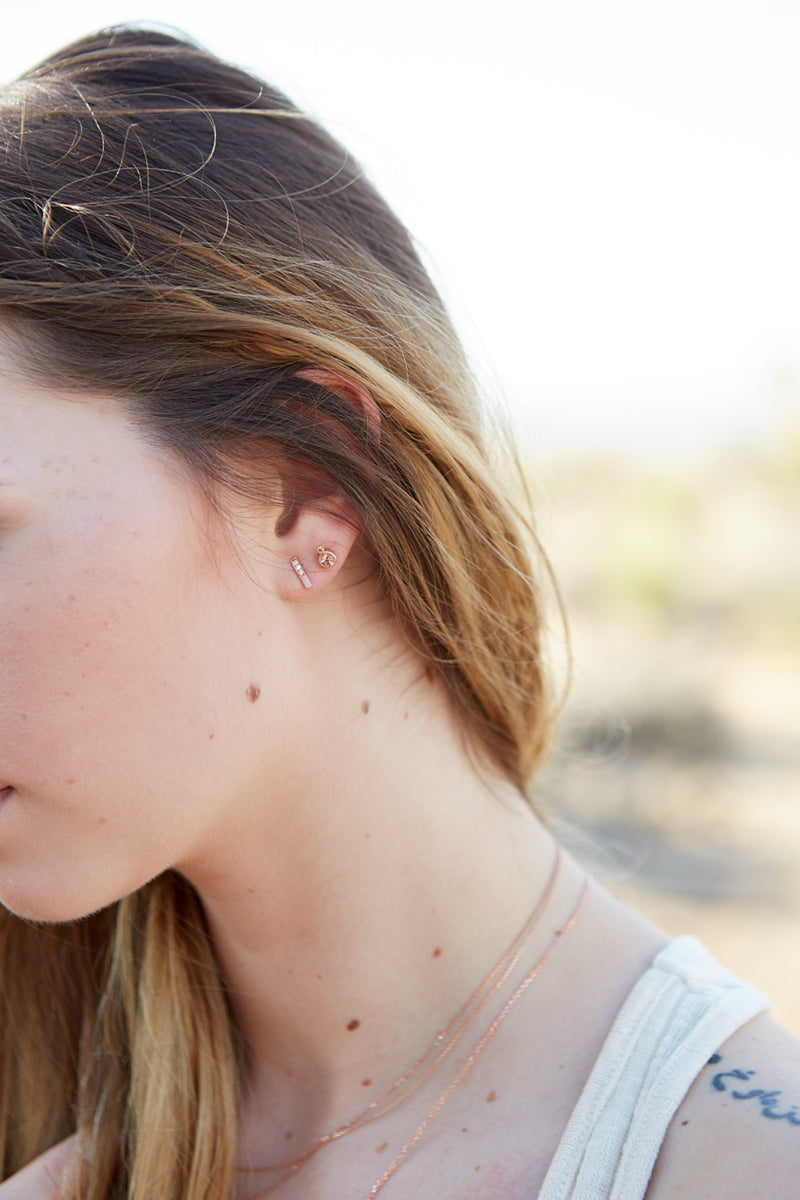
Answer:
[{"xmin": 1, "ymin": 337, "xmax": 799, "ymax": 1197}]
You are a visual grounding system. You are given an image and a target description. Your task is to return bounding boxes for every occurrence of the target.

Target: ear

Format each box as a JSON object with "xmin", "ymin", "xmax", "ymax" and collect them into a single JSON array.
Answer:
[
  {"xmin": 274, "ymin": 364, "xmax": 378, "ymax": 598},
  {"xmin": 276, "ymin": 502, "xmax": 361, "ymax": 598}
]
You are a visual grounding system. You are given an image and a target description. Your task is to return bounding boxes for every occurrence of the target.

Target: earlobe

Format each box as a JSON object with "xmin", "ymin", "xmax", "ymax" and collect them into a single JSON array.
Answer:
[
  {"xmin": 288, "ymin": 546, "xmax": 340, "ymax": 589},
  {"xmin": 279, "ymin": 507, "xmax": 359, "ymax": 598}
]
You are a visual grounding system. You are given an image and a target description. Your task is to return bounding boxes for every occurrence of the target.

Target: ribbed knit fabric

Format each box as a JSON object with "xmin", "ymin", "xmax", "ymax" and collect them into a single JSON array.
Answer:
[{"xmin": 537, "ymin": 936, "xmax": 769, "ymax": 1199}]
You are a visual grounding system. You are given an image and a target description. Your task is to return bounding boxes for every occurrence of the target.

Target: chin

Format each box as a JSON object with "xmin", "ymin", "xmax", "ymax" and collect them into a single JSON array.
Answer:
[{"xmin": 0, "ymin": 878, "xmax": 122, "ymax": 925}]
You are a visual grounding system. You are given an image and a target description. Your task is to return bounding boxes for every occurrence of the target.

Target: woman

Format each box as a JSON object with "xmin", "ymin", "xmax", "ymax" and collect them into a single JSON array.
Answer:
[{"xmin": 0, "ymin": 26, "xmax": 797, "ymax": 1200}]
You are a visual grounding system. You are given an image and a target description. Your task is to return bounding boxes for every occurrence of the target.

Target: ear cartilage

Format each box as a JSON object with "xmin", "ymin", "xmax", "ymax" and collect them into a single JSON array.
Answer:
[{"xmin": 290, "ymin": 556, "xmax": 312, "ymax": 589}]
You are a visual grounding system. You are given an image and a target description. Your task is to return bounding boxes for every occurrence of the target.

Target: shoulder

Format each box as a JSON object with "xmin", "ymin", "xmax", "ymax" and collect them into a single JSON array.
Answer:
[{"xmin": 645, "ymin": 1013, "xmax": 800, "ymax": 1199}]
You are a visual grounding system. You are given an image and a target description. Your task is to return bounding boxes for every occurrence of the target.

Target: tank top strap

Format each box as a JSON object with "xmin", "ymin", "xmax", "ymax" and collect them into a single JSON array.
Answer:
[{"xmin": 537, "ymin": 935, "xmax": 770, "ymax": 1199}]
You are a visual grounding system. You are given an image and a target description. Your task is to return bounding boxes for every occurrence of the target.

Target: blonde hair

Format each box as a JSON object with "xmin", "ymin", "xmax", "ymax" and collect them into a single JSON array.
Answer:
[{"xmin": 0, "ymin": 27, "xmax": 562, "ymax": 1196}]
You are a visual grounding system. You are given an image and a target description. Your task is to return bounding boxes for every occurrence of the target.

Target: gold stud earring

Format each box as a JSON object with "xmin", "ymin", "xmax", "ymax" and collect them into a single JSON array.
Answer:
[
  {"xmin": 317, "ymin": 546, "xmax": 337, "ymax": 569},
  {"xmin": 290, "ymin": 556, "xmax": 312, "ymax": 589}
]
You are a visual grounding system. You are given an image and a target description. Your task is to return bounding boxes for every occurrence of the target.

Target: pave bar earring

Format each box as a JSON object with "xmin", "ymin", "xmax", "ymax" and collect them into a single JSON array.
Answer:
[
  {"xmin": 290, "ymin": 556, "xmax": 312, "ymax": 589},
  {"xmin": 317, "ymin": 546, "xmax": 337, "ymax": 569}
]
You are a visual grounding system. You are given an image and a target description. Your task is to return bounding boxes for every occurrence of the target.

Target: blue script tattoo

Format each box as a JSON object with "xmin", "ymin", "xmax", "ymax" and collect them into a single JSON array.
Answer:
[{"xmin": 706, "ymin": 1054, "xmax": 800, "ymax": 1127}]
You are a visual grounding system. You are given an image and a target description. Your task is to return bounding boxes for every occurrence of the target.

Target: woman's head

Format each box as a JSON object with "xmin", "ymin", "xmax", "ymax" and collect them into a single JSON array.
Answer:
[
  {"xmin": 0, "ymin": 26, "xmax": 555, "ymax": 799},
  {"xmin": 0, "ymin": 28, "xmax": 564, "ymax": 1194}
]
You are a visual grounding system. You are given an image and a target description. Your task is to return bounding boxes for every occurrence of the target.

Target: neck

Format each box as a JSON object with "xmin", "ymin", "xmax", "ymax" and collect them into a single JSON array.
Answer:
[{"xmin": 175, "ymin": 600, "xmax": 557, "ymax": 1146}]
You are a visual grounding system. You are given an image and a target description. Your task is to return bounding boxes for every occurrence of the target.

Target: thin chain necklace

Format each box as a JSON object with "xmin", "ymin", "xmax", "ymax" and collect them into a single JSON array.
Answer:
[
  {"xmin": 238, "ymin": 848, "xmax": 563, "ymax": 1198},
  {"xmin": 365, "ymin": 876, "xmax": 589, "ymax": 1197}
]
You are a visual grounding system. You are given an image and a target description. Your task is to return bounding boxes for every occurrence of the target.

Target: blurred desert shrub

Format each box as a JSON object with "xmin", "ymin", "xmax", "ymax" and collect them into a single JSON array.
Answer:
[
  {"xmin": 524, "ymin": 411, "xmax": 800, "ymax": 1029},
  {"xmin": 525, "ymin": 410, "xmax": 800, "ymax": 889},
  {"xmin": 536, "ymin": 418, "xmax": 800, "ymax": 636}
]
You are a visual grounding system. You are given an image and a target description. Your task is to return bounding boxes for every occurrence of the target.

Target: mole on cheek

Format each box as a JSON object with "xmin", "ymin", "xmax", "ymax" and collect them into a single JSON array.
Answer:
[
  {"xmin": 361, "ymin": 699, "xmax": 370, "ymax": 715},
  {"xmin": 347, "ymin": 1019, "xmax": 360, "ymax": 1031},
  {"xmin": 246, "ymin": 683, "xmax": 261, "ymax": 703}
]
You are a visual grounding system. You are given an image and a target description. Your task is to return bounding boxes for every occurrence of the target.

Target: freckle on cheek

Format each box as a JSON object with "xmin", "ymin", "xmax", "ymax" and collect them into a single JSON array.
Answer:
[{"xmin": 246, "ymin": 684, "xmax": 261, "ymax": 703}]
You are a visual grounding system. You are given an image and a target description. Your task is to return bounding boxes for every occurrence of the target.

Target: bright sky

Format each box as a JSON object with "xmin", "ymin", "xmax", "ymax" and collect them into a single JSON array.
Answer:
[{"xmin": 2, "ymin": 0, "xmax": 799, "ymax": 457}]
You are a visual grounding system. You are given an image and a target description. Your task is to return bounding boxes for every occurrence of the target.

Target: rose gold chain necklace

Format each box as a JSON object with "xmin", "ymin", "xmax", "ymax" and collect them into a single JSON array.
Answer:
[
  {"xmin": 363, "ymin": 876, "xmax": 588, "ymax": 1197},
  {"xmin": 238, "ymin": 848, "xmax": 563, "ymax": 1198}
]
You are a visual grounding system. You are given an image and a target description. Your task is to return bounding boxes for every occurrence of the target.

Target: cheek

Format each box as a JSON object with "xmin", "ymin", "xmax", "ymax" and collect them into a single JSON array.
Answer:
[
  {"xmin": 0, "ymin": 519, "xmax": 263, "ymax": 808},
  {"xmin": 0, "ymin": 540, "xmax": 277, "ymax": 922}
]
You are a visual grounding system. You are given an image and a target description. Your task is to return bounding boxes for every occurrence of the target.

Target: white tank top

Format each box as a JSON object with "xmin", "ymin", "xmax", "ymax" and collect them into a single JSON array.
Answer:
[{"xmin": 537, "ymin": 936, "xmax": 770, "ymax": 1199}]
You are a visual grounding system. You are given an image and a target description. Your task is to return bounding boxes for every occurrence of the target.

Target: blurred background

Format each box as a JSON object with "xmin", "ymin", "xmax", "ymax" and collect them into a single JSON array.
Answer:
[{"xmin": 2, "ymin": 1, "xmax": 798, "ymax": 1030}]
